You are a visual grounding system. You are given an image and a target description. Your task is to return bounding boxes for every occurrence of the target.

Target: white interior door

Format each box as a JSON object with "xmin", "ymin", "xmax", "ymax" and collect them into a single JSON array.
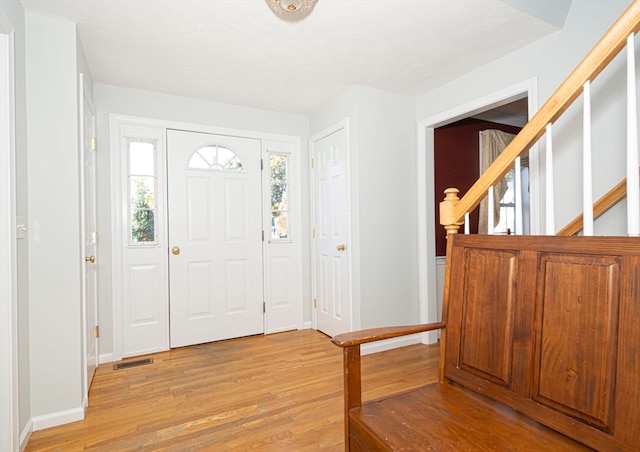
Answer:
[
  {"xmin": 80, "ymin": 75, "xmax": 98, "ymax": 390},
  {"xmin": 167, "ymin": 129, "xmax": 263, "ymax": 348},
  {"xmin": 313, "ymin": 125, "xmax": 352, "ymax": 337}
]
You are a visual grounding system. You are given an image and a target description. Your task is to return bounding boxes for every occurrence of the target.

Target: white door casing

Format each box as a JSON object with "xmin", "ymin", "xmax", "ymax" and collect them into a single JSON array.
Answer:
[
  {"xmin": 312, "ymin": 121, "xmax": 352, "ymax": 337},
  {"xmin": 416, "ymin": 79, "xmax": 538, "ymax": 344},
  {"xmin": 79, "ymin": 73, "xmax": 98, "ymax": 397},
  {"xmin": 167, "ymin": 129, "xmax": 263, "ymax": 348},
  {"xmin": 111, "ymin": 116, "xmax": 302, "ymax": 359},
  {"xmin": 0, "ymin": 26, "xmax": 18, "ymax": 451},
  {"xmin": 112, "ymin": 121, "xmax": 169, "ymax": 359}
]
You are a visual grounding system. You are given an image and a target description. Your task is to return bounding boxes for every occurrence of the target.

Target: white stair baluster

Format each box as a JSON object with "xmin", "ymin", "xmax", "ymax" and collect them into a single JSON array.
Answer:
[
  {"xmin": 464, "ymin": 212, "xmax": 470, "ymax": 234},
  {"xmin": 627, "ymin": 33, "xmax": 639, "ymax": 236},
  {"xmin": 487, "ymin": 186, "xmax": 494, "ymax": 234},
  {"xmin": 583, "ymin": 81, "xmax": 594, "ymax": 236},
  {"xmin": 545, "ymin": 124, "xmax": 555, "ymax": 235},
  {"xmin": 515, "ymin": 156, "xmax": 522, "ymax": 235}
]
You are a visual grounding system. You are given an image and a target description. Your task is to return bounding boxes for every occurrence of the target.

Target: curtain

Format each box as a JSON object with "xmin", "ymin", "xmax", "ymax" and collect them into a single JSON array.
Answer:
[{"xmin": 478, "ymin": 129, "xmax": 517, "ymax": 234}]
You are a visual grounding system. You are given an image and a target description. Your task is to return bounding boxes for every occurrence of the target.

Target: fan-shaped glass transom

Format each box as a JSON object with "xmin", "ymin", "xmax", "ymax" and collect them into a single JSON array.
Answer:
[{"xmin": 188, "ymin": 144, "xmax": 244, "ymax": 171}]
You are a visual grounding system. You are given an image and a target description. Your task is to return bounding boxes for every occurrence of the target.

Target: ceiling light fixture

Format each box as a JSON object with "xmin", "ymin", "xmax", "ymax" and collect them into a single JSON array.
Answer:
[{"xmin": 266, "ymin": 0, "xmax": 318, "ymax": 21}]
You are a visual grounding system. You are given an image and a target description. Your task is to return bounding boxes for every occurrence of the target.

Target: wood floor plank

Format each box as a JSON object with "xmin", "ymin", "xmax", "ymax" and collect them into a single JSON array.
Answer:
[{"xmin": 25, "ymin": 330, "xmax": 439, "ymax": 451}]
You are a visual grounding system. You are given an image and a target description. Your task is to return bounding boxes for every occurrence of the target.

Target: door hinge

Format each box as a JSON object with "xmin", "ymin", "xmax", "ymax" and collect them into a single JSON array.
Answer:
[
  {"xmin": 91, "ymin": 137, "xmax": 97, "ymax": 151},
  {"xmin": 261, "ymin": 158, "xmax": 264, "ymax": 170},
  {"xmin": 262, "ymin": 230, "xmax": 265, "ymax": 242},
  {"xmin": 312, "ymin": 228, "xmax": 316, "ymax": 238},
  {"xmin": 313, "ymin": 298, "xmax": 317, "ymax": 309},
  {"xmin": 311, "ymin": 158, "xmax": 315, "ymax": 169},
  {"xmin": 263, "ymin": 301, "xmax": 266, "ymax": 313},
  {"xmin": 94, "ymin": 325, "xmax": 100, "ymax": 338}
]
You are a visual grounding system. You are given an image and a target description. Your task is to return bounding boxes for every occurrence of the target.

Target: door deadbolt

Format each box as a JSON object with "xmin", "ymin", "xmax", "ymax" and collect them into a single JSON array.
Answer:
[{"xmin": 171, "ymin": 246, "xmax": 181, "ymax": 255}]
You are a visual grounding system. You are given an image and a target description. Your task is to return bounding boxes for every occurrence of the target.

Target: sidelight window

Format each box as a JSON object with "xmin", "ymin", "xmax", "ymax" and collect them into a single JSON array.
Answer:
[
  {"xmin": 128, "ymin": 139, "xmax": 158, "ymax": 245},
  {"xmin": 270, "ymin": 153, "xmax": 289, "ymax": 240}
]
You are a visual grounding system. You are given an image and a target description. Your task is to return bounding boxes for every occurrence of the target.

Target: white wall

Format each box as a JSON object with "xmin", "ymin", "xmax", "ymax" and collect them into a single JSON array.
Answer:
[
  {"xmin": 310, "ymin": 85, "xmax": 419, "ymax": 330},
  {"xmin": 25, "ymin": 12, "xmax": 84, "ymax": 420},
  {"xmin": 417, "ymin": 0, "xmax": 634, "ymax": 234},
  {"xmin": 93, "ymin": 84, "xmax": 310, "ymax": 356},
  {"xmin": 357, "ymin": 87, "xmax": 418, "ymax": 327}
]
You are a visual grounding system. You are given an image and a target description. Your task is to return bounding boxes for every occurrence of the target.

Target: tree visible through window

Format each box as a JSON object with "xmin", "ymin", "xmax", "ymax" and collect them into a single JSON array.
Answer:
[
  {"xmin": 129, "ymin": 140, "xmax": 157, "ymax": 244},
  {"xmin": 270, "ymin": 154, "xmax": 289, "ymax": 239}
]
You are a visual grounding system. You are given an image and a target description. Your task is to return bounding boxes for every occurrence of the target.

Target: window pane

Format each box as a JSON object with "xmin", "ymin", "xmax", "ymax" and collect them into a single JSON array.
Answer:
[
  {"xmin": 131, "ymin": 209, "xmax": 155, "ymax": 243},
  {"xmin": 494, "ymin": 169, "xmax": 515, "ymax": 234},
  {"xmin": 270, "ymin": 154, "xmax": 289, "ymax": 240},
  {"xmin": 188, "ymin": 145, "xmax": 244, "ymax": 171},
  {"xmin": 130, "ymin": 177, "xmax": 155, "ymax": 208},
  {"xmin": 272, "ymin": 211, "xmax": 288, "ymax": 239},
  {"xmin": 129, "ymin": 141, "xmax": 155, "ymax": 175}
]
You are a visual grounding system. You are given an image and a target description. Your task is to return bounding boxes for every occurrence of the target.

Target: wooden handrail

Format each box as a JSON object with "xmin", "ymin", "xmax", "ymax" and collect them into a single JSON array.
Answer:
[
  {"xmin": 556, "ymin": 168, "xmax": 640, "ymax": 236},
  {"xmin": 441, "ymin": 0, "xmax": 640, "ymax": 234}
]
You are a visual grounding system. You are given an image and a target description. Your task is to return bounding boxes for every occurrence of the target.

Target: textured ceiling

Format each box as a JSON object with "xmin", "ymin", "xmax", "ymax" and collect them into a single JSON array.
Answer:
[{"xmin": 19, "ymin": 0, "xmax": 566, "ymax": 114}]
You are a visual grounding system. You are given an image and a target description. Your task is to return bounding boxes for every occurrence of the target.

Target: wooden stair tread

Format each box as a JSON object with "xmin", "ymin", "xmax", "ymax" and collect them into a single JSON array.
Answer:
[{"xmin": 349, "ymin": 381, "xmax": 593, "ymax": 451}]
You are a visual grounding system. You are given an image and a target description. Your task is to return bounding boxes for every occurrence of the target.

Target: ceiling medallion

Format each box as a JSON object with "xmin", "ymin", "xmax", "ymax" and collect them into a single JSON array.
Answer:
[{"xmin": 266, "ymin": 0, "xmax": 318, "ymax": 21}]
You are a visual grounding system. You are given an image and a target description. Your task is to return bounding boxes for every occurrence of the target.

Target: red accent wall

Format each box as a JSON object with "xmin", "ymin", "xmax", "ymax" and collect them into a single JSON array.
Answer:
[{"xmin": 434, "ymin": 118, "xmax": 522, "ymax": 256}]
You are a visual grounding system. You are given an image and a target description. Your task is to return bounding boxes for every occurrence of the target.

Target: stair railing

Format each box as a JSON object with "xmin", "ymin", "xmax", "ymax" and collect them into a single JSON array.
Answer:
[
  {"xmin": 439, "ymin": 0, "xmax": 640, "ymax": 237},
  {"xmin": 556, "ymin": 167, "xmax": 640, "ymax": 236}
]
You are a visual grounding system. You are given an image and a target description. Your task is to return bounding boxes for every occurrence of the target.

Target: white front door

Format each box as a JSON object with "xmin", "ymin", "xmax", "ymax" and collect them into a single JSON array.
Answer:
[
  {"xmin": 80, "ymin": 75, "xmax": 98, "ymax": 390},
  {"xmin": 167, "ymin": 129, "xmax": 264, "ymax": 348},
  {"xmin": 313, "ymin": 125, "xmax": 352, "ymax": 337}
]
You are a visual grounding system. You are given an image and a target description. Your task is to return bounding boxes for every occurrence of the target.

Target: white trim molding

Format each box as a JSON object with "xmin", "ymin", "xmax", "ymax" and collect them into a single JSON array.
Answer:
[
  {"xmin": 31, "ymin": 405, "xmax": 85, "ymax": 431},
  {"xmin": 361, "ymin": 334, "xmax": 424, "ymax": 356},
  {"xmin": 110, "ymin": 114, "xmax": 303, "ymax": 360},
  {"xmin": 0, "ymin": 23, "xmax": 19, "ymax": 452},
  {"xmin": 416, "ymin": 78, "xmax": 539, "ymax": 345},
  {"xmin": 19, "ymin": 419, "xmax": 32, "ymax": 452}
]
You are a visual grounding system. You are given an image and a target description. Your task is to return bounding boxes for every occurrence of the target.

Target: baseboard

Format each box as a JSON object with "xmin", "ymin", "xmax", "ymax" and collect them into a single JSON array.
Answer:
[
  {"xmin": 300, "ymin": 321, "xmax": 312, "ymax": 330},
  {"xmin": 31, "ymin": 405, "xmax": 85, "ymax": 431},
  {"xmin": 19, "ymin": 418, "xmax": 32, "ymax": 452},
  {"xmin": 99, "ymin": 352, "xmax": 113, "ymax": 364},
  {"xmin": 361, "ymin": 333, "xmax": 422, "ymax": 356}
]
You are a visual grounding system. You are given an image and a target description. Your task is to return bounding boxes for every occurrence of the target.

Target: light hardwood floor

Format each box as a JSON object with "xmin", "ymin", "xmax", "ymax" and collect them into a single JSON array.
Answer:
[{"xmin": 26, "ymin": 329, "xmax": 439, "ymax": 451}]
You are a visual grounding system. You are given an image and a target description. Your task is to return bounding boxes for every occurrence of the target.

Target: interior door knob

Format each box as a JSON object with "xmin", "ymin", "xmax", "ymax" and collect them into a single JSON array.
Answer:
[
  {"xmin": 85, "ymin": 255, "xmax": 95, "ymax": 263},
  {"xmin": 171, "ymin": 246, "xmax": 181, "ymax": 255},
  {"xmin": 336, "ymin": 244, "xmax": 346, "ymax": 252}
]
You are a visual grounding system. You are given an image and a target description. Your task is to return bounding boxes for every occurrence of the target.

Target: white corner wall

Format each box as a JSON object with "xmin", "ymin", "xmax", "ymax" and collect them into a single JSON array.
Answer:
[
  {"xmin": 356, "ymin": 86, "xmax": 418, "ymax": 328},
  {"xmin": 25, "ymin": 12, "xmax": 83, "ymax": 422},
  {"xmin": 93, "ymin": 84, "xmax": 310, "ymax": 357},
  {"xmin": 310, "ymin": 85, "xmax": 419, "ymax": 330},
  {"xmin": 417, "ymin": 0, "xmax": 633, "ymax": 233}
]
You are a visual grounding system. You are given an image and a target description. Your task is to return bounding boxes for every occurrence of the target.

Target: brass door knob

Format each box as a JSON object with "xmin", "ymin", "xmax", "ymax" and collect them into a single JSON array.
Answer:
[
  {"xmin": 85, "ymin": 255, "xmax": 95, "ymax": 263},
  {"xmin": 336, "ymin": 244, "xmax": 347, "ymax": 252},
  {"xmin": 171, "ymin": 246, "xmax": 181, "ymax": 255}
]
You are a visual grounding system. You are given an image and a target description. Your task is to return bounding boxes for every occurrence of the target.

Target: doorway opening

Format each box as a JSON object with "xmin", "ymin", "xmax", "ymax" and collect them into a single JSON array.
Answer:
[
  {"xmin": 416, "ymin": 79, "xmax": 538, "ymax": 344},
  {"xmin": 110, "ymin": 117, "xmax": 303, "ymax": 361}
]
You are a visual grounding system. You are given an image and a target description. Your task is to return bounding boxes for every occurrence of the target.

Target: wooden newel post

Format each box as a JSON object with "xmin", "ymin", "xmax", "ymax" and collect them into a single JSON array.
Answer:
[{"xmin": 440, "ymin": 187, "xmax": 463, "ymax": 236}]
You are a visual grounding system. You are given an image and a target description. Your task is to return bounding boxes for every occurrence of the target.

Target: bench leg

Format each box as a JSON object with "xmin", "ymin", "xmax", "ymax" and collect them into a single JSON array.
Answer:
[{"xmin": 343, "ymin": 346, "xmax": 361, "ymax": 451}]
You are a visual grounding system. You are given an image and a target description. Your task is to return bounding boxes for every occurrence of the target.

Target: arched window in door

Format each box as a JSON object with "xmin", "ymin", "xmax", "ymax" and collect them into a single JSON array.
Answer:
[{"xmin": 188, "ymin": 144, "xmax": 244, "ymax": 171}]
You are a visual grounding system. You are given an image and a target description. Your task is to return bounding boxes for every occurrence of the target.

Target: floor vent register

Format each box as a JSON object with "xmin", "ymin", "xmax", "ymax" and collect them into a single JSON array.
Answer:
[{"xmin": 113, "ymin": 358, "xmax": 154, "ymax": 370}]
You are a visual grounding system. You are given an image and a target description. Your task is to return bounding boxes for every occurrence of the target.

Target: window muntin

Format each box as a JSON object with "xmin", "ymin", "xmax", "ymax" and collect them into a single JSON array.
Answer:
[
  {"xmin": 270, "ymin": 153, "xmax": 289, "ymax": 240},
  {"xmin": 188, "ymin": 144, "xmax": 244, "ymax": 171},
  {"xmin": 128, "ymin": 140, "xmax": 158, "ymax": 245},
  {"xmin": 494, "ymin": 169, "xmax": 515, "ymax": 234}
]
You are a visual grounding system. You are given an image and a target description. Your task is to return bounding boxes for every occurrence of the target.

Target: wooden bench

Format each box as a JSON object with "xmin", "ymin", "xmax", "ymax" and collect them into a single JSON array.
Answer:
[{"xmin": 332, "ymin": 235, "xmax": 640, "ymax": 451}]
